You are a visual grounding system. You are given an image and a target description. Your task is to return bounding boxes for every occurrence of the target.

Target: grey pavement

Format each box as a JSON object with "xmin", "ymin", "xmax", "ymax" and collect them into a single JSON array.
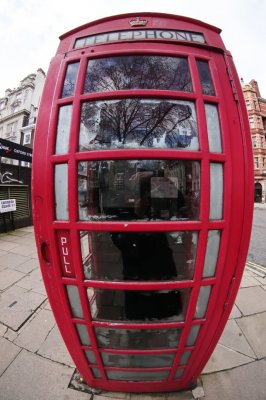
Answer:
[{"xmin": 0, "ymin": 226, "xmax": 266, "ymax": 400}]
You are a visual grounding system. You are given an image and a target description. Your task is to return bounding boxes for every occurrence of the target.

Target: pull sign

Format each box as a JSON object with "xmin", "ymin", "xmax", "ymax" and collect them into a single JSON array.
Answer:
[{"xmin": 57, "ymin": 231, "xmax": 75, "ymax": 277}]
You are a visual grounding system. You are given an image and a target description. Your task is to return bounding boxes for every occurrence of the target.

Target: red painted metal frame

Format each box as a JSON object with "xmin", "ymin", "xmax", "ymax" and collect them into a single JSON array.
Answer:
[{"xmin": 32, "ymin": 13, "xmax": 254, "ymax": 392}]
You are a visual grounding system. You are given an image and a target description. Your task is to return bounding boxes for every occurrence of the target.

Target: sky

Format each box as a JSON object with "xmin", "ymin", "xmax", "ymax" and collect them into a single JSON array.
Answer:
[{"xmin": 0, "ymin": 0, "xmax": 266, "ymax": 97}]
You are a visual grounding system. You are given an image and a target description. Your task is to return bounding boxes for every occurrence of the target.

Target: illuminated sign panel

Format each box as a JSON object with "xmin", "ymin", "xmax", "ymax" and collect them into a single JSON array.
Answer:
[{"xmin": 74, "ymin": 29, "xmax": 205, "ymax": 48}]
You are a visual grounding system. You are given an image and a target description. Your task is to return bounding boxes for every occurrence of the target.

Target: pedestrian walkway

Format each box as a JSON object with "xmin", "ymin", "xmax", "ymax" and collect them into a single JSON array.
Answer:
[{"xmin": 0, "ymin": 227, "xmax": 266, "ymax": 400}]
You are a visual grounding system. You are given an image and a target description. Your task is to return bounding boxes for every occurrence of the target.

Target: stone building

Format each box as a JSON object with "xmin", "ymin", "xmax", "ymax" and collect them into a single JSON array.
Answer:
[
  {"xmin": 242, "ymin": 79, "xmax": 266, "ymax": 202},
  {"xmin": 0, "ymin": 69, "xmax": 45, "ymax": 231},
  {"xmin": 0, "ymin": 68, "xmax": 45, "ymax": 165}
]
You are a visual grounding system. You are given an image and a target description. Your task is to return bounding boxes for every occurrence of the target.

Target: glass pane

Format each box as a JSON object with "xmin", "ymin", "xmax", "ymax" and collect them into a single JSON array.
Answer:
[
  {"xmin": 78, "ymin": 159, "xmax": 200, "ymax": 221},
  {"xmin": 205, "ymin": 104, "xmax": 222, "ymax": 153},
  {"xmin": 87, "ymin": 288, "xmax": 190, "ymax": 323},
  {"xmin": 92, "ymin": 368, "xmax": 101, "ymax": 378},
  {"xmin": 55, "ymin": 164, "xmax": 68, "ymax": 220},
  {"xmin": 106, "ymin": 370, "xmax": 169, "ymax": 381},
  {"xmin": 195, "ymin": 285, "xmax": 212, "ymax": 319},
  {"xmin": 196, "ymin": 60, "xmax": 215, "ymax": 96},
  {"xmin": 85, "ymin": 350, "xmax": 97, "ymax": 364},
  {"xmin": 210, "ymin": 163, "xmax": 223, "ymax": 220},
  {"xmin": 203, "ymin": 230, "xmax": 221, "ymax": 277},
  {"xmin": 174, "ymin": 369, "xmax": 184, "ymax": 379},
  {"xmin": 79, "ymin": 231, "xmax": 198, "ymax": 281},
  {"xmin": 55, "ymin": 105, "xmax": 72, "ymax": 154},
  {"xmin": 180, "ymin": 350, "xmax": 191, "ymax": 365},
  {"xmin": 186, "ymin": 325, "xmax": 201, "ymax": 346},
  {"xmin": 79, "ymin": 99, "xmax": 199, "ymax": 151},
  {"xmin": 76, "ymin": 324, "xmax": 91, "ymax": 346},
  {"xmin": 61, "ymin": 62, "xmax": 79, "ymax": 98},
  {"xmin": 95, "ymin": 327, "xmax": 182, "ymax": 350},
  {"xmin": 84, "ymin": 56, "xmax": 192, "ymax": 93},
  {"xmin": 101, "ymin": 352, "xmax": 175, "ymax": 368},
  {"xmin": 66, "ymin": 285, "xmax": 83, "ymax": 318}
]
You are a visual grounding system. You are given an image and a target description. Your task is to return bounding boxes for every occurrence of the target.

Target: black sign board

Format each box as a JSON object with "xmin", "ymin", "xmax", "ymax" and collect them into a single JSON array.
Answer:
[{"xmin": 0, "ymin": 138, "xmax": 32, "ymax": 163}]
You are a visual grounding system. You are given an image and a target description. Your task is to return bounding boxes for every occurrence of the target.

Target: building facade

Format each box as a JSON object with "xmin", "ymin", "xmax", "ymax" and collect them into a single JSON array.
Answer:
[
  {"xmin": 0, "ymin": 69, "xmax": 45, "ymax": 231},
  {"xmin": 242, "ymin": 80, "xmax": 266, "ymax": 202},
  {"xmin": 0, "ymin": 68, "xmax": 45, "ymax": 165}
]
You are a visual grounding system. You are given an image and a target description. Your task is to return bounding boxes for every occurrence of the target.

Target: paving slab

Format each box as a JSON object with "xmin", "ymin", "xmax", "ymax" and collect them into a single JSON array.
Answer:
[
  {"xmin": 9, "ymin": 243, "xmax": 37, "ymax": 257},
  {"xmin": 0, "ymin": 349, "xmax": 85, "ymax": 400},
  {"xmin": 240, "ymin": 275, "xmax": 261, "ymax": 288},
  {"xmin": 14, "ymin": 308, "xmax": 55, "ymax": 352},
  {"xmin": 203, "ymin": 344, "xmax": 254, "ymax": 374},
  {"xmin": 229, "ymin": 304, "xmax": 242, "ymax": 319},
  {"xmin": 236, "ymin": 312, "xmax": 266, "ymax": 359},
  {"xmin": 0, "ymin": 240, "xmax": 18, "ymax": 251},
  {"xmin": 38, "ymin": 324, "xmax": 74, "ymax": 366},
  {"xmin": 0, "ymin": 252, "xmax": 29, "ymax": 269},
  {"xmin": 14, "ymin": 258, "xmax": 38, "ymax": 274},
  {"xmin": 130, "ymin": 394, "xmax": 166, "ymax": 400},
  {"xmin": 16, "ymin": 267, "xmax": 46, "ymax": 295},
  {"xmin": 0, "ymin": 268, "xmax": 25, "ymax": 290},
  {"xmin": 219, "ymin": 319, "xmax": 256, "ymax": 358},
  {"xmin": 202, "ymin": 359, "xmax": 266, "ymax": 400},
  {"xmin": 235, "ymin": 286, "xmax": 266, "ymax": 315},
  {"xmin": 0, "ymin": 337, "xmax": 21, "ymax": 376},
  {"xmin": 0, "ymin": 323, "xmax": 7, "ymax": 336},
  {"xmin": 165, "ymin": 391, "xmax": 194, "ymax": 399},
  {"xmin": 0, "ymin": 285, "xmax": 46, "ymax": 330},
  {"xmin": 3, "ymin": 328, "xmax": 18, "ymax": 342}
]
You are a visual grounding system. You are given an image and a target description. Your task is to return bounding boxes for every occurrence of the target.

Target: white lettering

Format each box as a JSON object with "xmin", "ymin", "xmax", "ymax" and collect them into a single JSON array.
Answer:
[
  {"xmin": 60, "ymin": 237, "xmax": 67, "ymax": 245},
  {"xmin": 75, "ymin": 29, "xmax": 205, "ymax": 48}
]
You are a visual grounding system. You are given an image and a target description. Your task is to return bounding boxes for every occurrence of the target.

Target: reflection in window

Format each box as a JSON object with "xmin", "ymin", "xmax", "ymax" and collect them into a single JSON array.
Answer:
[
  {"xmin": 203, "ymin": 230, "xmax": 221, "ymax": 277},
  {"xmin": 78, "ymin": 159, "xmax": 200, "ymax": 221},
  {"xmin": 179, "ymin": 350, "xmax": 191, "ymax": 365},
  {"xmin": 80, "ymin": 230, "xmax": 198, "ymax": 281},
  {"xmin": 87, "ymin": 288, "xmax": 190, "ymax": 322},
  {"xmin": 101, "ymin": 352, "xmax": 175, "ymax": 368},
  {"xmin": 174, "ymin": 369, "xmax": 184, "ymax": 379},
  {"xmin": 84, "ymin": 56, "xmax": 192, "ymax": 93},
  {"xmin": 210, "ymin": 163, "xmax": 223, "ymax": 220},
  {"xmin": 55, "ymin": 105, "xmax": 72, "ymax": 154},
  {"xmin": 61, "ymin": 62, "xmax": 79, "ymax": 98},
  {"xmin": 205, "ymin": 104, "xmax": 222, "ymax": 153},
  {"xmin": 55, "ymin": 164, "xmax": 68, "ymax": 220},
  {"xmin": 194, "ymin": 285, "xmax": 212, "ymax": 319},
  {"xmin": 79, "ymin": 99, "xmax": 199, "ymax": 150},
  {"xmin": 85, "ymin": 350, "xmax": 97, "ymax": 364},
  {"xmin": 186, "ymin": 324, "xmax": 201, "ymax": 346},
  {"xmin": 106, "ymin": 370, "xmax": 169, "ymax": 381},
  {"xmin": 76, "ymin": 324, "xmax": 91, "ymax": 346},
  {"xmin": 95, "ymin": 327, "xmax": 182, "ymax": 349},
  {"xmin": 66, "ymin": 285, "xmax": 83, "ymax": 318},
  {"xmin": 196, "ymin": 60, "xmax": 215, "ymax": 96}
]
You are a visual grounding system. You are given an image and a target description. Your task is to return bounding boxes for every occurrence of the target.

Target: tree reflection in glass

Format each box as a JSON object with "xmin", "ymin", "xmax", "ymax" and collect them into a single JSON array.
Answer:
[
  {"xmin": 79, "ymin": 99, "xmax": 199, "ymax": 150},
  {"xmin": 84, "ymin": 56, "xmax": 192, "ymax": 93}
]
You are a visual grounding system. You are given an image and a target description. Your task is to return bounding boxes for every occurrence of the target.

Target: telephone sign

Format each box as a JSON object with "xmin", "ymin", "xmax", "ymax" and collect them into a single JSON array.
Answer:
[{"xmin": 32, "ymin": 13, "xmax": 253, "ymax": 393}]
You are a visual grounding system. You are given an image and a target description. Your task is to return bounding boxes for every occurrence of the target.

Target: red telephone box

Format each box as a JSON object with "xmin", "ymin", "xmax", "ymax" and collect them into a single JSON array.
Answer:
[{"xmin": 32, "ymin": 13, "xmax": 253, "ymax": 392}]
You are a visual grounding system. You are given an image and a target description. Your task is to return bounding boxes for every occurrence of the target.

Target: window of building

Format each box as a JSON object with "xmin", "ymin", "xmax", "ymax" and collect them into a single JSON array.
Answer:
[
  {"xmin": 0, "ymin": 101, "xmax": 6, "ymax": 110},
  {"xmin": 6, "ymin": 121, "xmax": 18, "ymax": 137},
  {"xmin": 23, "ymin": 132, "xmax": 31, "ymax": 145},
  {"xmin": 254, "ymin": 157, "xmax": 259, "ymax": 169},
  {"xmin": 257, "ymin": 117, "xmax": 262, "ymax": 129},
  {"xmin": 252, "ymin": 137, "xmax": 257, "ymax": 148},
  {"xmin": 245, "ymin": 99, "xmax": 251, "ymax": 110},
  {"xmin": 249, "ymin": 117, "xmax": 255, "ymax": 129}
]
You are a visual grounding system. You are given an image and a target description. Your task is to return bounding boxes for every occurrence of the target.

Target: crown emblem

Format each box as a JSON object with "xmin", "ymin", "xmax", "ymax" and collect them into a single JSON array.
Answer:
[{"xmin": 129, "ymin": 17, "xmax": 148, "ymax": 27}]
